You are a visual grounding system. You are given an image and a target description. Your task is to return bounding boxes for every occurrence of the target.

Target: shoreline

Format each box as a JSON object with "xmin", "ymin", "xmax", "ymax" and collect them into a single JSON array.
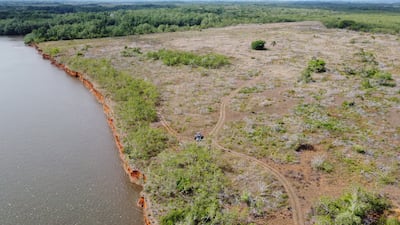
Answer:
[{"xmin": 31, "ymin": 43, "xmax": 155, "ymax": 225}]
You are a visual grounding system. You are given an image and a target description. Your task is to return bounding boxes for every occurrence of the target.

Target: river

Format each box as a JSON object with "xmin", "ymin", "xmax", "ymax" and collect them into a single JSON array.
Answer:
[{"xmin": 0, "ymin": 37, "xmax": 144, "ymax": 225}]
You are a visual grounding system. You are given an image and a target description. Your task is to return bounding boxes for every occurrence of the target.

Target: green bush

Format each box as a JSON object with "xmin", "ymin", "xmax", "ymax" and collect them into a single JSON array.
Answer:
[
  {"xmin": 348, "ymin": 49, "xmax": 396, "ymax": 88},
  {"xmin": 251, "ymin": 40, "xmax": 266, "ymax": 50},
  {"xmin": 239, "ymin": 85, "xmax": 264, "ymax": 94},
  {"xmin": 121, "ymin": 47, "xmax": 142, "ymax": 57},
  {"xmin": 126, "ymin": 126, "xmax": 169, "ymax": 160},
  {"xmin": 161, "ymin": 209, "xmax": 186, "ymax": 225},
  {"xmin": 240, "ymin": 191, "xmax": 252, "ymax": 206},
  {"xmin": 314, "ymin": 187, "xmax": 391, "ymax": 225},
  {"xmin": 23, "ymin": 33, "xmax": 36, "ymax": 44},
  {"xmin": 298, "ymin": 58, "xmax": 326, "ymax": 83},
  {"xmin": 385, "ymin": 217, "xmax": 400, "ymax": 225},
  {"xmin": 147, "ymin": 145, "xmax": 234, "ymax": 225},
  {"xmin": 375, "ymin": 71, "xmax": 396, "ymax": 87},
  {"xmin": 48, "ymin": 47, "xmax": 60, "ymax": 57},
  {"xmin": 311, "ymin": 156, "xmax": 334, "ymax": 173},
  {"xmin": 361, "ymin": 79, "xmax": 373, "ymax": 89},
  {"xmin": 315, "ymin": 215, "xmax": 334, "ymax": 225},
  {"xmin": 338, "ymin": 20, "xmax": 357, "ymax": 29},
  {"xmin": 66, "ymin": 56, "xmax": 168, "ymax": 162},
  {"xmin": 147, "ymin": 49, "xmax": 229, "ymax": 69},
  {"xmin": 357, "ymin": 49, "xmax": 378, "ymax": 65},
  {"xmin": 334, "ymin": 211, "xmax": 362, "ymax": 225},
  {"xmin": 352, "ymin": 145, "xmax": 366, "ymax": 154},
  {"xmin": 299, "ymin": 69, "xmax": 314, "ymax": 83},
  {"xmin": 295, "ymin": 103, "xmax": 345, "ymax": 134},
  {"xmin": 308, "ymin": 58, "xmax": 326, "ymax": 73}
]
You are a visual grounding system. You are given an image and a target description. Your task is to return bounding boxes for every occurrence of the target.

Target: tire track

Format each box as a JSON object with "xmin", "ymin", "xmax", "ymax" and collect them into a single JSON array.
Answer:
[
  {"xmin": 213, "ymin": 142, "xmax": 304, "ymax": 225},
  {"xmin": 158, "ymin": 113, "xmax": 180, "ymax": 138},
  {"xmin": 158, "ymin": 75, "xmax": 304, "ymax": 225},
  {"xmin": 209, "ymin": 77, "xmax": 304, "ymax": 225}
]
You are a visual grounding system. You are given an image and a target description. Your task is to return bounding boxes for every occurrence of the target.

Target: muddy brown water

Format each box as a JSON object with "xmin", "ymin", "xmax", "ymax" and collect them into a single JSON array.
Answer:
[{"xmin": 0, "ymin": 37, "xmax": 144, "ymax": 225}]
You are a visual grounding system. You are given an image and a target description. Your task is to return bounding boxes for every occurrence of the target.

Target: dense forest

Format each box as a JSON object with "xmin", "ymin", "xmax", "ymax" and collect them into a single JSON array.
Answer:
[{"xmin": 0, "ymin": 1, "xmax": 399, "ymax": 43}]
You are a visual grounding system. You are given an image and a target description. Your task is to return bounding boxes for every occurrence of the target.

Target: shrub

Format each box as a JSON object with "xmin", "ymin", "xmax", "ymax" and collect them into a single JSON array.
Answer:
[
  {"xmin": 314, "ymin": 215, "xmax": 334, "ymax": 225},
  {"xmin": 66, "ymin": 56, "xmax": 168, "ymax": 163},
  {"xmin": 251, "ymin": 40, "xmax": 266, "ymax": 50},
  {"xmin": 23, "ymin": 33, "xmax": 36, "ymax": 44},
  {"xmin": 338, "ymin": 20, "xmax": 357, "ymax": 29},
  {"xmin": 121, "ymin": 47, "xmax": 142, "ymax": 57},
  {"xmin": 314, "ymin": 187, "xmax": 392, "ymax": 225},
  {"xmin": 385, "ymin": 217, "xmax": 400, "ymax": 225},
  {"xmin": 295, "ymin": 103, "xmax": 345, "ymax": 134},
  {"xmin": 308, "ymin": 58, "xmax": 326, "ymax": 73},
  {"xmin": 342, "ymin": 101, "xmax": 355, "ymax": 109},
  {"xmin": 127, "ymin": 126, "xmax": 169, "ymax": 160},
  {"xmin": 118, "ymin": 98, "xmax": 158, "ymax": 126},
  {"xmin": 240, "ymin": 191, "xmax": 252, "ymax": 206},
  {"xmin": 161, "ymin": 209, "xmax": 186, "ymax": 225},
  {"xmin": 311, "ymin": 155, "xmax": 334, "ymax": 173},
  {"xmin": 333, "ymin": 20, "xmax": 372, "ymax": 32},
  {"xmin": 298, "ymin": 58, "xmax": 326, "ymax": 83},
  {"xmin": 352, "ymin": 145, "xmax": 366, "ymax": 154},
  {"xmin": 361, "ymin": 79, "xmax": 373, "ymax": 89},
  {"xmin": 299, "ymin": 69, "xmax": 314, "ymax": 83},
  {"xmin": 375, "ymin": 71, "xmax": 396, "ymax": 87},
  {"xmin": 147, "ymin": 49, "xmax": 229, "ymax": 69},
  {"xmin": 357, "ymin": 49, "xmax": 378, "ymax": 65},
  {"xmin": 334, "ymin": 211, "xmax": 362, "ymax": 225},
  {"xmin": 48, "ymin": 47, "xmax": 60, "ymax": 57},
  {"xmin": 239, "ymin": 85, "xmax": 264, "ymax": 94},
  {"xmin": 146, "ymin": 145, "xmax": 232, "ymax": 225}
]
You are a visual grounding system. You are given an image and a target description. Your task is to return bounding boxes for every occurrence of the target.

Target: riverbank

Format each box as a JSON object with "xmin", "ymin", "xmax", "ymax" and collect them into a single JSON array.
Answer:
[{"xmin": 31, "ymin": 43, "xmax": 155, "ymax": 225}]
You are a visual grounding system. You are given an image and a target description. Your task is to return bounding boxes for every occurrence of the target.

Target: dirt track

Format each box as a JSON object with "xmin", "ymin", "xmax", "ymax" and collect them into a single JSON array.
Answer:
[{"xmin": 159, "ymin": 74, "xmax": 305, "ymax": 225}]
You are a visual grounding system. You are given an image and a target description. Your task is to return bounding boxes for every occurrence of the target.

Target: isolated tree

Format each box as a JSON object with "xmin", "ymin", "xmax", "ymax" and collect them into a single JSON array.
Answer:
[
  {"xmin": 251, "ymin": 40, "xmax": 266, "ymax": 50},
  {"xmin": 308, "ymin": 58, "xmax": 326, "ymax": 73}
]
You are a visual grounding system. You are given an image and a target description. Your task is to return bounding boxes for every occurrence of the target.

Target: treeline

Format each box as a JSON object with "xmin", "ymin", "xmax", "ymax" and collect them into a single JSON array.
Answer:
[
  {"xmin": 0, "ymin": 2, "xmax": 177, "ymax": 36},
  {"xmin": 1, "ymin": 2, "xmax": 399, "ymax": 44}
]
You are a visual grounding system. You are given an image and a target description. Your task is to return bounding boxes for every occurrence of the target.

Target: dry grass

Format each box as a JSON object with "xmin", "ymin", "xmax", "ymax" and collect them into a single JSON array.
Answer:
[{"xmin": 40, "ymin": 21, "xmax": 400, "ymax": 224}]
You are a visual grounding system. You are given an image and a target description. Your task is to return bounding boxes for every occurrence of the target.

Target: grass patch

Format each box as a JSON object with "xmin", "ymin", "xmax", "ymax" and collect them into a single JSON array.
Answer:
[
  {"xmin": 124, "ymin": 127, "xmax": 169, "ymax": 160},
  {"xmin": 121, "ymin": 46, "xmax": 142, "ymax": 57},
  {"xmin": 313, "ymin": 187, "xmax": 393, "ymax": 225},
  {"xmin": 146, "ymin": 145, "xmax": 239, "ymax": 224},
  {"xmin": 220, "ymin": 119, "xmax": 301, "ymax": 163},
  {"xmin": 308, "ymin": 58, "xmax": 326, "ymax": 73},
  {"xmin": 299, "ymin": 69, "xmax": 314, "ymax": 83},
  {"xmin": 344, "ymin": 49, "xmax": 396, "ymax": 88},
  {"xmin": 147, "ymin": 49, "xmax": 230, "ymax": 69},
  {"xmin": 311, "ymin": 155, "xmax": 334, "ymax": 173},
  {"xmin": 66, "ymin": 56, "xmax": 169, "ymax": 162},
  {"xmin": 239, "ymin": 85, "xmax": 265, "ymax": 94},
  {"xmin": 299, "ymin": 58, "xmax": 326, "ymax": 83},
  {"xmin": 295, "ymin": 103, "xmax": 345, "ymax": 134}
]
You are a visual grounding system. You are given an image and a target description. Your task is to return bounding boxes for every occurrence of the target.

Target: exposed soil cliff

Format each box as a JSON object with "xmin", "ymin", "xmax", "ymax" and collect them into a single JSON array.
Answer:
[{"xmin": 32, "ymin": 43, "xmax": 153, "ymax": 225}]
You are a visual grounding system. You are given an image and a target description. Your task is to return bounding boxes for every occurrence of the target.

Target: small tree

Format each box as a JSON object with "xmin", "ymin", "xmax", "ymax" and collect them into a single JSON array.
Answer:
[
  {"xmin": 299, "ymin": 69, "xmax": 314, "ymax": 83},
  {"xmin": 251, "ymin": 40, "xmax": 266, "ymax": 50},
  {"xmin": 299, "ymin": 58, "xmax": 326, "ymax": 83},
  {"xmin": 308, "ymin": 58, "xmax": 326, "ymax": 73}
]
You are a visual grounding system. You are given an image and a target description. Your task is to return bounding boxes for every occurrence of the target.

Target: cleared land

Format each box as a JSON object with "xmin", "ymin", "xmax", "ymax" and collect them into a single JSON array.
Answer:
[{"xmin": 40, "ymin": 21, "xmax": 400, "ymax": 224}]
